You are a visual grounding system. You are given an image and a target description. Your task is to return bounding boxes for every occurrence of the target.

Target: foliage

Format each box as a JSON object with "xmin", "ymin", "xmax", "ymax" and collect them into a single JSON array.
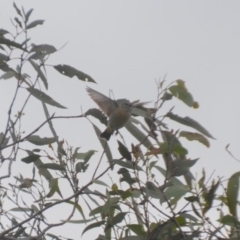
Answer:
[{"xmin": 0, "ymin": 3, "xmax": 240, "ymax": 240}]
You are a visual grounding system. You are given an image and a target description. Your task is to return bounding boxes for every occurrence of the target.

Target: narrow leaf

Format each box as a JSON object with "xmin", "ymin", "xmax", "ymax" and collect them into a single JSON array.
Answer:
[
  {"xmin": 92, "ymin": 179, "xmax": 108, "ymax": 187},
  {"xmin": 26, "ymin": 20, "xmax": 45, "ymax": 29},
  {"xmin": 0, "ymin": 71, "xmax": 17, "ymax": 80},
  {"xmin": 112, "ymin": 212, "xmax": 127, "ymax": 225},
  {"xmin": 27, "ymin": 87, "xmax": 67, "ymax": 109},
  {"xmin": 203, "ymin": 180, "xmax": 220, "ymax": 214},
  {"xmin": 74, "ymin": 150, "xmax": 96, "ymax": 163},
  {"xmin": 117, "ymin": 140, "xmax": 132, "ymax": 161},
  {"xmin": 13, "ymin": 2, "xmax": 22, "ymax": 17},
  {"xmin": 82, "ymin": 221, "xmax": 105, "ymax": 236},
  {"xmin": 125, "ymin": 119, "xmax": 153, "ymax": 149},
  {"xmin": 179, "ymin": 131, "xmax": 210, "ymax": 147},
  {"xmin": 66, "ymin": 201, "xmax": 85, "ymax": 219},
  {"xmin": 220, "ymin": 215, "xmax": 239, "ymax": 227},
  {"xmin": 227, "ymin": 172, "xmax": 240, "ymax": 217},
  {"xmin": 30, "ymin": 44, "xmax": 56, "ymax": 54},
  {"xmin": 92, "ymin": 123, "xmax": 113, "ymax": 169},
  {"xmin": 34, "ymin": 158, "xmax": 53, "ymax": 181},
  {"xmin": 84, "ymin": 108, "xmax": 107, "ymax": 126},
  {"xmin": 29, "ymin": 60, "xmax": 48, "ymax": 89},
  {"xmin": 26, "ymin": 135, "xmax": 57, "ymax": 146},
  {"xmin": 54, "ymin": 64, "xmax": 96, "ymax": 83},
  {"xmin": 169, "ymin": 80, "xmax": 194, "ymax": 107},
  {"xmin": 111, "ymin": 160, "xmax": 142, "ymax": 171},
  {"xmin": 39, "ymin": 163, "xmax": 65, "ymax": 171},
  {"xmin": 0, "ymin": 29, "xmax": 9, "ymax": 35},
  {"xmin": 127, "ymin": 224, "xmax": 146, "ymax": 236},
  {"xmin": 21, "ymin": 154, "xmax": 40, "ymax": 163},
  {"xmin": 46, "ymin": 178, "xmax": 60, "ymax": 198},
  {"xmin": 14, "ymin": 17, "xmax": 22, "ymax": 29},
  {"xmin": 25, "ymin": 8, "xmax": 33, "ymax": 23},
  {"xmin": 185, "ymin": 196, "xmax": 199, "ymax": 202},
  {"xmin": 10, "ymin": 207, "xmax": 31, "ymax": 212},
  {"xmin": 146, "ymin": 181, "xmax": 164, "ymax": 199},
  {"xmin": 0, "ymin": 53, "xmax": 10, "ymax": 61},
  {"xmin": 0, "ymin": 37, "xmax": 28, "ymax": 52},
  {"xmin": 167, "ymin": 112, "xmax": 215, "ymax": 139}
]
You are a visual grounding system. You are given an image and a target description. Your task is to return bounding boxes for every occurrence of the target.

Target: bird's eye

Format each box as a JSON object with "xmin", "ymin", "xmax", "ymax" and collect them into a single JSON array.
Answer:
[{"xmin": 123, "ymin": 103, "xmax": 131, "ymax": 107}]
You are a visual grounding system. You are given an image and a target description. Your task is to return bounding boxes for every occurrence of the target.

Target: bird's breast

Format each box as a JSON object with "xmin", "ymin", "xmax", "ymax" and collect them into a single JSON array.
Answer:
[{"xmin": 108, "ymin": 107, "xmax": 131, "ymax": 130}]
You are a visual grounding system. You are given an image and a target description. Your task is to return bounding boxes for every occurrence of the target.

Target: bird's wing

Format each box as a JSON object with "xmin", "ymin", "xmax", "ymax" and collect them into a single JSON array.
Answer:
[{"xmin": 86, "ymin": 87, "xmax": 117, "ymax": 116}]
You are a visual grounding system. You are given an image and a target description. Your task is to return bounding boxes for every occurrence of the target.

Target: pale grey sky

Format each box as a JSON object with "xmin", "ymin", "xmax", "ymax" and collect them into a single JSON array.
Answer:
[{"xmin": 1, "ymin": 1, "xmax": 240, "ymax": 239}]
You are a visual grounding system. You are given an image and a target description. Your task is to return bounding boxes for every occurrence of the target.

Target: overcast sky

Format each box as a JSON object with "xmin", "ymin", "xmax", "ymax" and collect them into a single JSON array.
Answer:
[{"xmin": 1, "ymin": 1, "xmax": 240, "ymax": 239}]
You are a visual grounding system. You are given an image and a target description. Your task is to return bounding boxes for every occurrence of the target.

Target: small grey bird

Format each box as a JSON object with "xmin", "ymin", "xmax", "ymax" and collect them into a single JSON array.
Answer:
[{"xmin": 86, "ymin": 87, "xmax": 139, "ymax": 140}]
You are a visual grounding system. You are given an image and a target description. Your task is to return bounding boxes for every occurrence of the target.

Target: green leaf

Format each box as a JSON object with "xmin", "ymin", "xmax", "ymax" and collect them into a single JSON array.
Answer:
[
  {"xmin": 65, "ymin": 219, "xmax": 93, "ymax": 224},
  {"xmin": 171, "ymin": 167, "xmax": 189, "ymax": 177},
  {"xmin": 166, "ymin": 112, "xmax": 215, "ymax": 139},
  {"xmin": 0, "ymin": 52, "xmax": 10, "ymax": 61},
  {"xmin": 203, "ymin": 180, "xmax": 220, "ymax": 214},
  {"xmin": 118, "ymin": 168, "xmax": 136, "ymax": 185},
  {"xmin": 111, "ymin": 212, "xmax": 127, "ymax": 225},
  {"xmin": 111, "ymin": 160, "xmax": 142, "ymax": 171},
  {"xmin": 179, "ymin": 213, "xmax": 198, "ymax": 222},
  {"xmin": 14, "ymin": 17, "xmax": 22, "ymax": 29},
  {"xmin": 220, "ymin": 215, "xmax": 240, "ymax": 227},
  {"xmin": 34, "ymin": 158, "xmax": 53, "ymax": 181},
  {"xmin": 117, "ymin": 140, "xmax": 132, "ymax": 161},
  {"xmin": 27, "ymin": 87, "xmax": 67, "ymax": 109},
  {"xmin": 73, "ymin": 150, "xmax": 96, "ymax": 163},
  {"xmin": 162, "ymin": 91, "xmax": 173, "ymax": 101},
  {"xmin": 30, "ymin": 44, "xmax": 56, "ymax": 54},
  {"xmin": 82, "ymin": 221, "xmax": 105, "ymax": 236},
  {"xmin": 169, "ymin": 80, "xmax": 194, "ymax": 107},
  {"xmin": 39, "ymin": 163, "xmax": 65, "ymax": 171},
  {"xmin": 120, "ymin": 237, "xmax": 145, "ymax": 240},
  {"xmin": 75, "ymin": 162, "xmax": 89, "ymax": 173},
  {"xmin": 0, "ymin": 37, "xmax": 28, "ymax": 52},
  {"xmin": 26, "ymin": 20, "xmax": 45, "ymax": 29},
  {"xmin": 26, "ymin": 135, "xmax": 57, "ymax": 145},
  {"xmin": 25, "ymin": 8, "xmax": 33, "ymax": 23},
  {"xmin": 14, "ymin": 227, "xmax": 26, "ymax": 238},
  {"xmin": 54, "ymin": 64, "xmax": 96, "ymax": 83},
  {"xmin": 0, "ymin": 29, "xmax": 9, "ymax": 36},
  {"xmin": 90, "ymin": 206, "xmax": 103, "ymax": 216},
  {"xmin": 125, "ymin": 119, "xmax": 153, "ymax": 149},
  {"xmin": 10, "ymin": 207, "xmax": 31, "ymax": 212},
  {"xmin": 165, "ymin": 185, "xmax": 189, "ymax": 202},
  {"xmin": 21, "ymin": 154, "xmax": 40, "ymax": 163},
  {"xmin": 175, "ymin": 215, "xmax": 186, "ymax": 226},
  {"xmin": 121, "ymin": 189, "xmax": 133, "ymax": 200},
  {"xmin": 92, "ymin": 123, "xmax": 113, "ymax": 169},
  {"xmin": 29, "ymin": 60, "xmax": 48, "ymax": 89},
  {"xmin": 227, "ymin": 172, "xmax": 240, "ymax": 217},
  {"xmin": 146, "ymin": 181, "xmax": 164, "ymax": 199},
  {"xmin": 127, "ymin": 224, "xmax": 146, "ymax": 236},
  {"xmin": 0, "ymin": 132, "xmax": 10, "ymax": 147},
  {"xmin": 66, "ymin": 201, "xmax": 85, "ymax": 220},
  {"xmin": 179, "ymin": 131, "xmax": 210, "ymax": 147},
  {"xmin": 0, "ymin": 71, "xmax": 17, "ymax": 80},
  {"xmin": 84, "ymin": 108, "xmax": 108, "ymax": 126},
  {"xmin": 172, "ymin": 158, "xmax": 199, "ymax": 169},
  {"xmin": 92, "ymin": 179, "xmax": 109, "ymax": 187},
  {"xmin": 185, "ymin": 196, "xmax": 199, "ymax": 202},
  {"xmin": 0, "ymin": 62, "xmax": 12, "ymax": 72},
  {"xmin": 46, "ymin": 178, "xmax": 60, "ymax": 198},
  {"xmin": 191, "ymin": 203, "xmax": 201, "ymax": 218},
  {"xmin": 13, "ymin": 2, "xmax": 22, "ymax": 17},
  {"xmin": 172, "ymin": 144, "xmax": 188, "ymax": 155}
]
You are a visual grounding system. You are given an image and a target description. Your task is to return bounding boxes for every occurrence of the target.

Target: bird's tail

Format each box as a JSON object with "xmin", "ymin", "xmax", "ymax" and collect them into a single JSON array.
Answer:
[{"xmin": 100, "ymin": 127, "xmax": 114, "ymax": 141}]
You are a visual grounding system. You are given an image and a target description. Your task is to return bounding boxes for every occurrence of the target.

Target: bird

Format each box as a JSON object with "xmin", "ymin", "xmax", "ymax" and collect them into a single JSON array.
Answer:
[{"xmin": 86, "ymin": 87, "xmax": 138, "ymax": 140}]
